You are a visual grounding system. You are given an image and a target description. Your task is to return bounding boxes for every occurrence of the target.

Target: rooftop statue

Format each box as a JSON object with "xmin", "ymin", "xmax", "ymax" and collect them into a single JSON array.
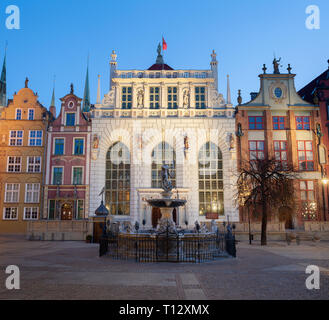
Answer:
[{"xmin": 273, "ymin": 57, "xmax": 281, "ymax": 74}]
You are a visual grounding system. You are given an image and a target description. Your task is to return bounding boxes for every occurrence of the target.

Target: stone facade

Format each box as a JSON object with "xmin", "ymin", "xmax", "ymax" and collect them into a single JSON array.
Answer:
[{"xmin": 89, "ymin": 50, "xmax": 238, "ymax": 227}]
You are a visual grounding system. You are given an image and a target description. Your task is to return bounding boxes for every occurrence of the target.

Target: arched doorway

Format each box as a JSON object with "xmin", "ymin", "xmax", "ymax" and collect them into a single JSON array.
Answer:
[
  {"xmin": 152, "ymin": 208, "xmax": 162, "ymax": 228},
  {"xmin": 279, "ymin": 206, "xmax": 294, "ymax": 230},
  {"xmin": 61, "ymin": 203, "xmax": 73, "ymax": 221}
]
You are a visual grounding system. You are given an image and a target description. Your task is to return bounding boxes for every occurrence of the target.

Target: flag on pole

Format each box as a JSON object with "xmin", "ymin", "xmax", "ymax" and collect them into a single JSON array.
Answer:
[{"xmin": 162, "ymin": 37, "xmax": 167, "ymax": 51}]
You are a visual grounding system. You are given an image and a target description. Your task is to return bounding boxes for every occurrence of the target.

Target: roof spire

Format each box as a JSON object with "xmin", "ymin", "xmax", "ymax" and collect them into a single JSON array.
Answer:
[
  {"xmin": 226, "ymin": 75, "xmax": 231, "ymax": 104},
  {"xmin": 0, "ymin": 46, "xmax": 7, "ymax": 107},
  {"xmin": 50, "ymin": 76, "xmax": 55, "ymax": 107},
  {"xmin": 96, "ymin": 75, "xmax": 101, "ymax": 104},
  {"xmin": 49, "ymin": 77, "xmax": 56, "ymax": 118},
  {"xmin": 82, "ymin": 61, "xmax": 90, "ymax": 112}
]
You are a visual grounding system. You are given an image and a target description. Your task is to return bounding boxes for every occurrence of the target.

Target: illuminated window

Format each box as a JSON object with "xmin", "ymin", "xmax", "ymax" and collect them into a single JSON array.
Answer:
[
  {"xmin": 151, "ymin": 142, "xmax": 176, "ymax": 188},
  {"xmin": 249, "ymin": 141, "xmax": 265, "ymax": 161},
  {"xmin": 106, "ymin": 142, "xmax": 130, "ymax": 216},
  {"xmin": 300, "ymin": 181, "xmax": 317, "ymax": 220},
  {"xmin": 274, "ymin": 141, "xmax": 288, "ymax": 169},
  {"xmin": 198, "ymin": 142, "xmax": 224, "ymax": 216},
  {"xmin": 297, "ymin": 141, "xmax": 314, "ymax": 171}
]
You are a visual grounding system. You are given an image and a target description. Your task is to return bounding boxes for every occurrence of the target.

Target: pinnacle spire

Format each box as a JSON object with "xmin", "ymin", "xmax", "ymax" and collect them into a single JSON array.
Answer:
[
  {"xmin": 96, "ymin": 75, "xmax": 101, "ymax": 104},
  {"xmin": 226, "ymin": 75, "xmax": 231, "ymax": 105},
  {"xmin": 82, "ymin": 63, "xmax": 90, "ymax": 112},
  {"xmin": 0, "ymin": 48, "xmax": 7, "ymax": 107}
]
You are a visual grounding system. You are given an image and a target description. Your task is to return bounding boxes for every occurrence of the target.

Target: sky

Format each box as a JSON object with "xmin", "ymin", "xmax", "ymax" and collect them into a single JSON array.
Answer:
[{"xmin": 0, "ymin": 0, "xmax": 329, "ymax": 113}]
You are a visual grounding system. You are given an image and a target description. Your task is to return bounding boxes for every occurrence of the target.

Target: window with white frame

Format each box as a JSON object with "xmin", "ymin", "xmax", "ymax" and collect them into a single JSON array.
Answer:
[
  {"xmin": 27, "ymin": 156, "xmax": 41, "ymax": 173},
  {"xmin": 29, "ymin": 131, "xmax": 43, "ymax": 146},
  {"xmin": 5, "ymin": 184, "xmax": 20, "ymax": 203},
  {"xmin": 150, "ymin": 87, "xmax": 160, "ymax": 109},
  {"xmin": 24, "ymin": 207, "xmax": 38, "ymax": 220},
  {"xmin": 3, "ymin": 208, "xmax": 18, "ymax": 220},
  {"xmin": 15, "ymin": 109, "xmax": 22, "ymax": 120},
  {"xmin": 53, "ymin": 167, "xmax": 63, "ymax": 185},
  {"xmin": 73, "ymin": 138, "xmax": 84, "ymax": 155},
  {"xmin": 25, "ymin": 183, "xmax": 40, "ymax": 203},
  {"xmin": 9, "ymin": 131, "xmax": 23, "ymax": 146},
  {"xmin": 28, "ymin": 109, "xmax": 35, "ymax": 120},
  {"xmin": 7, "ymin": 156, "xmax": 22, "ymax": 172},
  {"xmin": 72, "ymin": 167, "xmax": 83, "ymax": 185}
]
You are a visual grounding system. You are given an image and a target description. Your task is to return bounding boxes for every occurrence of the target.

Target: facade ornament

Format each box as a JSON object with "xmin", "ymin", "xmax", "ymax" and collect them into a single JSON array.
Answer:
[
  {"xmin": 137, "ymin": 89, "xmax": 144, "ymax": 108},
  {"xmin": 70, "ymin": 83, "xmax": 74, "ymax": 94},
  {"xmin": 103, "ymin": 88, "xmax": 115, "ymax": 106},
  {"xmin": 161, "ymin": 164, "xmax": 174, "ymax": 193},
  {"xmin": 273, "ymin": 57, "xmax": 281, "ymax": 74},
  {"xmin": 262, "ymin": 64, "xmax": 267, "ymax": 74},
  {"xmin": 92, "ymin": 134, "xmax": 99, "ymax": 149},
  {"xmin": 237, "ymin": 90, "xmax": 242, "ymax": 105},
  {"xmin": 229, "ymin": 133, "xmax": 236, "ymax": 150},
  {"xmin": 25, "ymin": 77, "xmax": 29, "ymax": 88},
  {"xmin": 184, "ymin": 136, "xmax": 189, "ymax": 159},
  {"xmin": 287, "ymin": 64, "xmax": 292, "ymax": 74},
  {"xmin": 183, "ymin": 89, "xmax": 190, "ymax": 108},
  {"xmin": 313, "ymin": 89, "xmax": 319, "ymax": 105},
  {"xmin": 111, "ymin": 50, "xmax": 117, "ymax": 62}
]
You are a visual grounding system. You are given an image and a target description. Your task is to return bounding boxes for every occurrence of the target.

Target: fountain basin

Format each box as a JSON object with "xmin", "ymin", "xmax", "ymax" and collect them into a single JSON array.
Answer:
[{"xmin": 146, "ymin": 199, "xmax": 186, "ymax": 208}]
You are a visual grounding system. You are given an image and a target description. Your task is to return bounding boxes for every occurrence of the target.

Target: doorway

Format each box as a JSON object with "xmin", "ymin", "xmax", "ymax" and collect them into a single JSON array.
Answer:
[
  {"xmin": 61, "ymin": 203, "xmax": 73, "ymax": 221},
  {"xmin": 279, "ymin": 206, "xmax": 294, "ymax": 230},
  {"xmin": 152, "ymin": 208, "xmax": 162, "ymax": 228}
]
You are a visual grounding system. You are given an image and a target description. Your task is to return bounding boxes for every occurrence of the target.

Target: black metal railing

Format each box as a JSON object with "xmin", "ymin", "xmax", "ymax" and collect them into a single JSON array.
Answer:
[{"xmin": 99, "ymin": 227, "xmax": 236, "ymax": 262}]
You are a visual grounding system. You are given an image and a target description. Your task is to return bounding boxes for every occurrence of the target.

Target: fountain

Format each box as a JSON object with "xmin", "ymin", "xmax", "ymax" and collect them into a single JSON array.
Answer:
[
  {"xmin": 146, "ymin": 164, "xmax": 186, "ymax": 232},
  {"xmin": 100, "ymin": 165, "xmax": 236, "ymax": 261}
]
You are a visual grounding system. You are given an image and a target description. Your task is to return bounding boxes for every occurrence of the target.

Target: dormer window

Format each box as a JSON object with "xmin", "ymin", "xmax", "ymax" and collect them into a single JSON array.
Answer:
[
  {"xmin": 28, "ymin": 109, "xmax": 35, "ymax": 120},
  {"xmin": 15, "ymin": 109, "xmax": 22, "ymax": 120},
  {"xmin": 66, "ymin": 113, "xmax": 76, "ymax": 126}
]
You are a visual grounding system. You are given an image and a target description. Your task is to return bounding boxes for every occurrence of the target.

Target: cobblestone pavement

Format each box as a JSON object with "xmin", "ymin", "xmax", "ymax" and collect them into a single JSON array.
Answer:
[{"xmin": 0, "ymin": 235, "xmax": 328, "ymax": 300}]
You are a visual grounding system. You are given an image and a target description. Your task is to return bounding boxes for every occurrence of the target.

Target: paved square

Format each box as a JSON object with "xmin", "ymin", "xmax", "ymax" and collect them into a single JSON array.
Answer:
[{"xmin": 0, "ymin": 235, "xmax": 328, "ymax": 300}]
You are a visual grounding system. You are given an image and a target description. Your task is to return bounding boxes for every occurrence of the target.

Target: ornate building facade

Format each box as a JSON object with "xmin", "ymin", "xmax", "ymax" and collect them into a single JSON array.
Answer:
[
  {"xmin": 89, "ymin": 48, "xmax": 238, "ymax": 228},
  {"xmin": 236, "ymin": 60, "xmax": 324, "ymax": 229},
  {"xmin": 298, "ymin": 60, "xmax": 329, "ymax": 222},
  {"xmin": 43, "ymin": 85, "xmax": 91, "ymax": 222},
  {"xmin": 0, "ymin": 79, "xmax": 50, "ymax": 233}
]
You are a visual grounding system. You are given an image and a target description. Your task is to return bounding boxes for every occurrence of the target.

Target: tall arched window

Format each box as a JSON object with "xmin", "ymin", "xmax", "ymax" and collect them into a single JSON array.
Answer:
[
  {"xmin": 151, "ymin": 142, "xmax": 176, "ymax": 188},
  {"xmin": 198, "ymin": 142, "xmax": 224, "ymax": 216},
  {"xmin": 106, "ymin": 142, "xmax": 130, "ymax": 215}
]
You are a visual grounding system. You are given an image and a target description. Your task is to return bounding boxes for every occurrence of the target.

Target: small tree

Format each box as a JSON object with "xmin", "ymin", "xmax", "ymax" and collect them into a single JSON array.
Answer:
[{"xmin": 236, "ymin": 158, "xmax": 297, "ymax": 245}]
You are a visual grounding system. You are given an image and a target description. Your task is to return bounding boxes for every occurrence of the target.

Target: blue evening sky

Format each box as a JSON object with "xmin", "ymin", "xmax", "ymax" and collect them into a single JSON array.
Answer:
[{"xmin": 0, "ymin": 0, "xmax": 328, "ymax": 113}]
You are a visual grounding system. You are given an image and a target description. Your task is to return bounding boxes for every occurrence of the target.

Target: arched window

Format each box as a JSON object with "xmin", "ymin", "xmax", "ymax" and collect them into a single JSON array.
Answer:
[
  {"xmin": 106, "ymin": 142, "xmax": 130, "ymax": 215},
  {"xmin": 198, "ymin": 142, "xmax": 224, "ymax": 216},
  {"xmin": 151, "ymin": 142, "xmax": 176, "ymax": 188}
]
